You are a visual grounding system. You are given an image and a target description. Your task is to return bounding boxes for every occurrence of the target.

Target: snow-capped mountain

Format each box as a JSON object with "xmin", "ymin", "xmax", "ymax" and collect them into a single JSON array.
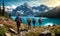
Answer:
[
  {"xmin": 11, "ymin": 3, "xmax": 52, "ymax": 16},
  {"xmin": 32, "ymin": 4, "xmax": 50, "ymax": 13},
  {"xmin": 12, "ymin": 3, "xmax": 34, "ymax": 16}
]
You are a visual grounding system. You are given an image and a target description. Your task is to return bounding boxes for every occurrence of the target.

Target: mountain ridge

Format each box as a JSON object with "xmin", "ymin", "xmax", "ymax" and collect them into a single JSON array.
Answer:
[
  {"xmin": 35, "ymin": 5, "xmax": 60, "ymax": 18},
  {"xmin": 11, "ymin": 3, "xmax": 52, "ymax": 16}
]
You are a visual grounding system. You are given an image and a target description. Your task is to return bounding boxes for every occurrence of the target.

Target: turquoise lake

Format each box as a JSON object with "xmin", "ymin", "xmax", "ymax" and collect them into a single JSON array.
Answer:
[{"xmin": 11, "ymin": 16, "xmax": 60, "ymax": 26}]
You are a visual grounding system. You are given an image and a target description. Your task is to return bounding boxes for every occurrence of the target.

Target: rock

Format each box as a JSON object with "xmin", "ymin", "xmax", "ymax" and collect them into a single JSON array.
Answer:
[
  {"xmin": 52, "ymin": 33, "xmax": 55, "ymax": 36},
  {"xmin": 28, "ymin": 30, "xmax": 31, "ymax": 32},
  {"xmin": 20, "ymin": 31, "xmax": 27, "ymax": 36},
  {"xmin": 41, "ymin": 30, "xmax": 50, "ymax": 34},
  {"xmin": 39, "ymin": 30, "xmax": 51, "ymax": 36},
  {"xmin": 0, "ymin": 24, "xmax": 4, "ymax": 27},
  {"xmin": 5, "ymin": 33, "xmax": 11, "ymax": 36},
  {"xmin": 9, "ymin": 28, "xmax": 17, "ymax": 34}
]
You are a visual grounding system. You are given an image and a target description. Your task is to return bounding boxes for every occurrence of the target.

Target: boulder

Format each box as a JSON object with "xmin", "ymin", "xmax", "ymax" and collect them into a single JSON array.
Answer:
[
  {"xmin": 8, "ymin": 28, "xmax": 17, "ymax": 34},
  {"xmin": 39, "ymin": 30, "xmax": 51, "ymax": 36},
  {"xmin": 5, "ymin": 33, "xmax": 11, "ymax": 36},
  {"xmin": 0, "ymin": 24, "xmax": 4, "ymax": 27}
]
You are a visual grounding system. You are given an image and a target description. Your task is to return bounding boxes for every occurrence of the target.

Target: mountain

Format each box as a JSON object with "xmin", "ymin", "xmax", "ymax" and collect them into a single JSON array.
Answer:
[
  {"xmin": 11, "ymin": 3, "xmax": 50, "ymax": 16},
  {"xmin": 35, "ymin": 6, "xmax": 60, "ymax": 18},
  {"xmin": 11, "ymin": 3, "xmax": 34, "ymax": 16},
  {"xmin": 32, "ymin": 4, "xmax": 50, "ymax": 15},
  {"xmin": 32, "ymin": 4, "xmax": 49, "ymax": 12}
]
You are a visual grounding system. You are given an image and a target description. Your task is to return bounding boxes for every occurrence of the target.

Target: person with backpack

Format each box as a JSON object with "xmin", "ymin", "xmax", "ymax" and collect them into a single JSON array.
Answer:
[
  {"xmin": 27, "ymin": 18, "xmax": 31, "ymax": 30},
  {"xmin": 15, "ymin": 16, "xmax": 22, "ymax": 34},
  {"xmin": 32, "ymin": 18, "xmax": 36, "ymax": 28},
  {"xmin": 38, "ymin": 18, "xmax": 42, "ymax": 27}
]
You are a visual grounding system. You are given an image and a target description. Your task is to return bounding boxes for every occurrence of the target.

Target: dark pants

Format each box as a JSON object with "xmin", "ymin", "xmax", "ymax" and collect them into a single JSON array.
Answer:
[
  {"xmin": 16, "ymin": 22, "xmax": 20, "ymax": 34},
  {"xmin": 28, "ymin": 23, "xmax": 31, "ymax": 30},
  {"xmin": 39, "ymin": 23, "xmax": 42, "ymax": 27},
  {"xmin": 33, "ymin": 23, "xmax": 35, "ymax": 28}
]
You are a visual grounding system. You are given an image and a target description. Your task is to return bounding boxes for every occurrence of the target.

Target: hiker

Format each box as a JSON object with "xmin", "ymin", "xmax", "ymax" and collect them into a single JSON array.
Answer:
[
  {"xmin": 20, "ymin": 18, "xmax": 22, "ymax": 24},
  {"xmin": 15, "ymin": 16, "xmax": 22, "ymax": 34},
  {"xmin": 38, "ymin": 18, "xmax": 42, "ymax": 27},
  {"xmin": 32, "ymin": 18, "xmax": 36, "ymax": 28},
  {"xmin": 27, "ymin": 18, "xmax": 31, "ymax": 30}
]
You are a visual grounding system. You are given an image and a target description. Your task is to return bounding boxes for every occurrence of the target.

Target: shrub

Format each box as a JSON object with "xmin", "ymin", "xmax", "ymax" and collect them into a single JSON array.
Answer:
[
  {"xmin": 0, "ymin": 26, "xmax": 6, "ymax": 36},
  {"xmin": 26, "ymin": 31, "xmax": 39, "ymax": 36},
  {"xmin": 54, "ymin": 29, "xmax": 60, "ymax": 34}
]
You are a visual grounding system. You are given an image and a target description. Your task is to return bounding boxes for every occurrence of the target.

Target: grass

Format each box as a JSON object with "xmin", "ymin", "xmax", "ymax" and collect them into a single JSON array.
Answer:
[
  {"xmin": 54, "ymin": 29, "xmax": 60, "ymax": 34},
  {"xmin": 0, "ymin": 26, "xmax": 6, "ymax": 36},
  {"xmin": 0, "ymin": 25, "xmax": 15, "ymax": 36},
  {"xmin": 26, "ymin": 31, "xmax": 40, "ymax": 36}
]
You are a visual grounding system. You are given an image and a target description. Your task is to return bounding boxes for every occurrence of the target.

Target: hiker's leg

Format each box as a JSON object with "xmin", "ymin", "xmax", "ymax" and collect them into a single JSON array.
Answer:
[
  {"xmin": 34, "ymin": 24, "xmax": 35, "ymax": 28},
  {"xmin": 17, "ymin": 26, "xmax": 20, "ymax": 34},
  {"xmin": 30, "ymin": 23, "xmax": 31, "ymax": 30},
  {"xmin": 18, "ymin": 23, "xmax": 20, "ymax": 34},
  {"xmin": 17, "ymin": 23, "xmax": 20, "ymax": 34},
  {"xmin": 33, "ymin": 23, "xmax": 35, "ymax": 28},
  {"xmin": 28, "ymin": 23, "xmax": 30, "ymax": 30},
  {"xmin": 16, "ymin": 23, "xmax": 18, "ymax": 33},
  {"xmin": 28, "ymin": 24, "xmax": 29, "ymax": 30},
  {"xmin": 39, "ymin": 23, "xmax": 41, "ymax": 27}
]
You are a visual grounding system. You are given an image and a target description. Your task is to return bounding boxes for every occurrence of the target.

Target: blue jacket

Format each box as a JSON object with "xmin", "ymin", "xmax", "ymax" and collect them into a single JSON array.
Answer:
[{"xmin": 15, "ymin": 16, "xmax": 20, "ymax": 22}]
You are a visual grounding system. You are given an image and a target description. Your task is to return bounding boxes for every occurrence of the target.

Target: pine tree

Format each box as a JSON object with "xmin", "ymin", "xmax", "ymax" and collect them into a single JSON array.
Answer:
[
  {"xmin": 0, "ymin": 2, "xmax": 1, "ymax": 15},
  {"xmin": 2, "ymin": 0, "xmax": 5, "ymax": 16},
  {"xmin": 0, "ymin": 6, "xmax": 1, "ymax": 14}
]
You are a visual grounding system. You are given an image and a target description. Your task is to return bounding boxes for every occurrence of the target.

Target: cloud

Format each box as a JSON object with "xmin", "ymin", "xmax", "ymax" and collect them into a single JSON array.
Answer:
[
  {"xmin": 1, "ymin": 0, "xmax": 60, "ymax": 7},
  {"xmin": 11, "ymin": 5, "xmax": 17, "ymax": 9},
  {"xmin": 44, "ymin": 0, "xmax": 60, "ymax": 7},
  {"xmin": 6, "ymin": 5, "xmax": 17, "ymax": 9},
  {"xmin": 5, "ymin": 5, "xmax": 17, "ymax": 12},
  {"xmin": 27, "ymin": 1, "xmax": 42, "ymax": 7},
  {"xmin": 26, "ymin": 0, "xmax": 60, "ymax": 7},
  {"xmin": 26, "ymin": 0, "xmax": 50, "ymax": 7}
]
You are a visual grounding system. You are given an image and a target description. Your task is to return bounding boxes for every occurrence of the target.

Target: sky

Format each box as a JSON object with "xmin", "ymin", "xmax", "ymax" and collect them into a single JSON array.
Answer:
[{"xmin": 0, "ymin": 0, "xmax": 60, "ymax": 8}]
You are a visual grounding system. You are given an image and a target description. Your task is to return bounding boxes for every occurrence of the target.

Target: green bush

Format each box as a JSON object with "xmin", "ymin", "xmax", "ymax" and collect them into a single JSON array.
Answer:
[
  {"xmin": 54, "ymin": 29, "xmax": 60, "ymax": 34},
  {"xmin": 11, "ymin": 33, "xmax": 14, "ymax": 36},
  {"xmin": 0, "ymin": 26, "xmax": 6, "ymax": 36},
  {"xmin": 26, "ymin": 31, "xmax": 39, "ymax": 36}
]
